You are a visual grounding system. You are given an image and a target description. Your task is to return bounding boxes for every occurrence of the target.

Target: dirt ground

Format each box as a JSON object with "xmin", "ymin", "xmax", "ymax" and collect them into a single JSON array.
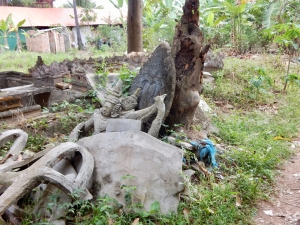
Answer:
[{"xmin": 254, "ymin": 137, "xmax": 300, "ymax": 225}]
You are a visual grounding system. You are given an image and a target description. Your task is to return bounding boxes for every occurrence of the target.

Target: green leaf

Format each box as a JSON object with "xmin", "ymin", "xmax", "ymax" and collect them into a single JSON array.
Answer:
[
  {"xmin": 150, "ymin": 201, "xmax": 160, "ymax": 212},
  {"xmin": 290, "ymin": 41, "xmax": 299, "ymax": 50},
  {"xmin": 21, "ymin": 29, "xmax": 29, "ymax": 38},
  {"xmin": 207, "ymin": 12, "xmax": 214, "ymax": 26},
  {"xmin": 237, "ymin": 4, "xmax": 246, "ymax": 14},
  {"xmin": 16, "ymin": 19, "xmax": 26, "ymax": 29},
  {"xmin": 0, "ymin": 20, "xmax": 7, "ymax": 31},
  {"xmin": 164, "ymin": 0, "xmax": 172, "ymax": 8},
  {"xmin": 6, "ymin": 14, "xmax": 12, "ymax": 25},
  {"xmin": 213, "ymin": 15, "xmax": 228, "ymax": 26},
  {"xmin": 263, "ymin": 2, "xmax": 281, "ymax": 28},
  {"xmin": 117, "ymin": 0, "xmax": 124, "ymax": 7}
]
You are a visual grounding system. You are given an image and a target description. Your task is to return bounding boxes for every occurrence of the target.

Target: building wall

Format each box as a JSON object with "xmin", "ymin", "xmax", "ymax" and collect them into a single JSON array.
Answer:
[
  {"xmin": 26, "ymin": 30, "xmax": 51, "ymax": 53},
  {"xmin": 26, "ymin": 30, "xmax": 67, "ymax": 53},
  {"xmin": 0, "ymin": 0, "xmax": 7, "ymax": 6},
  {"xmin": 72, "ymin": 26, "xmax": 96, "ymax": 48},
  {"xmin": 54, "ymin": 31, "xmax": 66, "ymax": 53}
]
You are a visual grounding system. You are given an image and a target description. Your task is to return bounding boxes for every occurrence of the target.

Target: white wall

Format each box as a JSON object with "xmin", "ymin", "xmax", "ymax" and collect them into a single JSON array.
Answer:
[{"xmin": 72, "ymin": 26, "xmax": 95, "ymax": 48}]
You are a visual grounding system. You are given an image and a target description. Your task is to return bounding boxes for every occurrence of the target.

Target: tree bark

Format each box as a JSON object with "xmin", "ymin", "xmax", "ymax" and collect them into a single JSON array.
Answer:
[
  {"xmin": 166, "ymin": 0, "xmax": 210, "ymax": 130},
  {"xmin": 127, "ymin": 0, "xmax": 143, "ymax": 53},
  {"xmin": 73, "ymin": 0, "xmax": 84, "ymax": 50}
]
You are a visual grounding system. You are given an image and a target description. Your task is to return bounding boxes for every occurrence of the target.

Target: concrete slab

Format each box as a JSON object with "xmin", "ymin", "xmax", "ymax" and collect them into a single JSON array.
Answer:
[{"xmin": 106, "ymin": 118, "xmax": 142, "ymax": 133}]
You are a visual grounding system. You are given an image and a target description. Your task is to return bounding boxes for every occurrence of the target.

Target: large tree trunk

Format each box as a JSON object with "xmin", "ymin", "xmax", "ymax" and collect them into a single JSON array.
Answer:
[
  {"xmin": 73, "ymin": 0, "xmax": 83, "ymax": 50},
  {"xmin": 167, "ymin": 0, "xmax": 210, "ymax": 130},
  {"xmin": 127, "ymin": 0, "xmax": 143, "ymax": 53}
]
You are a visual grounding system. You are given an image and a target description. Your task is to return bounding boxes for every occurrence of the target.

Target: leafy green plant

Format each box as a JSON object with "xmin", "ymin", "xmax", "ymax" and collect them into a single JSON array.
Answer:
[
  {"xmin": 248, "ymin": 67, "xmax": 272, "ymax": 99},
  {"xmin": 43, "ymin": 100, "xmax": 94, "ymax": 134},
  {"xmin": 47, "ymin": 190, "xmax": 61, "ymax": 215},
  {"xmin": 283, "ymin": 73, "xmax": 300, "ymax": 90},
  {"xmin": 263, "ymin": 0, "xmax": 300, "ymax": 29},
  {"xmin": 8, "ymin": 14, "xmax": 26, "ymax": 52},
  {"xmin": 61, "ymin": 188, "xmax": 93, "ymax": 222},
  {"xmin": 25, "ymin": 134, "xmax": 47, "ymax": 152},
  {"xmin": 204, "ymin": 1, "xmax": 248, "ymax": 51},
  {"xmin": 119, "ymin": 66, "xmax": 137, "ymax": 96},
  {"xmin": 121, "ymin": 174, "xmax": 138, "ymax": 207},
  {"xmin": 95, "ymin": 60, "xmax": 109, "ymax": 88},
  {"xmin": 91, "ymin": 24, "xmax": 127, "ymax": 52},
  {"xmin": 264, "ymin": 22, "xmax": 300, "ymax": 92},
  {"xmin": 0, "ymin": 14, "xmax": 12, "ymax": 49},
  {"xmin": 143, "ymin": 0, "xmax": 180, "ymax": 51},
  {"xmin": 0, "ymin": 141, "xmax": 12, "ymax": 158}
]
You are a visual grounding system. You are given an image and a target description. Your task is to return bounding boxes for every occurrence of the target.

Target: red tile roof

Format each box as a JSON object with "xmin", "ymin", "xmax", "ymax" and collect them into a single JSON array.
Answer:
[{"xmin": 0, "ymin": 6, "xmax": 125, "ymax": 27}]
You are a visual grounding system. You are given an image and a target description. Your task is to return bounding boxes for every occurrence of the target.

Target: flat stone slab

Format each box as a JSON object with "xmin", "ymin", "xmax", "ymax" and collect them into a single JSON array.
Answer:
[
  {"xmin": 106, "ymin": 119, "xmax": 141, "ymax": 133},
  {"xmin": 77, "ymin": 131, "xmax": 183, "ymax": 214}
]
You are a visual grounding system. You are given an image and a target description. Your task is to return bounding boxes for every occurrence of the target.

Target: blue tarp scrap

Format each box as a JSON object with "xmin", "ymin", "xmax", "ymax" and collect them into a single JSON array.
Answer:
[{"xmin": 189, "ymin": 139, "xmax": 218, "ymax": 167}]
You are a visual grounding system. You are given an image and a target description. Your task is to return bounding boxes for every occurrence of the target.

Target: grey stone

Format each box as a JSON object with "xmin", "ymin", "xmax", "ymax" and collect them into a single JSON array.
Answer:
[
  {"xmin": 199, "ymin": 99, "xmax": 212, "ymax": 113},
  {"xmin": 20, "ymin": 150, "xmax": 35, "ymax": 160},
  {"xmin": 49, "ymin": 219, "xmax": 66, "ymax": 225},
  {"xmin": 77, "ymin": 131, "xmax": 183, "ymax": 214},
  {"xmin": 106, "ymin": 119, "xmax": 142, "ymax": 133},
  {"xmin": 204, "ymin": 50, "xmax": 225, "ymax": 73},
  {"xmin": 129, "ymin": 42, "xmax": 176, "ymax": 120},
  {"xmin": 181, "ymin": 170, "xmax": 195, "ymax": 196},
  {"xmin": 193, "ymin": 99, "xmax": 217, "ymax": 138},
  {"xmin": 203, "ymin": 71, "xmax": 212, "ymax": 77}
]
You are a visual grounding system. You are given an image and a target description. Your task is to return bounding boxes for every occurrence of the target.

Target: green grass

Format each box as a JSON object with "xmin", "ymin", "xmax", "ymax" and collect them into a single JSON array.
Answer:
[
  {"xmin": 204, "ymin": 54, "xmax": 300, "ymax": 108},
  {"xmin": 0, "ymin": 49, "xmax": 115, "ymax": 73}
]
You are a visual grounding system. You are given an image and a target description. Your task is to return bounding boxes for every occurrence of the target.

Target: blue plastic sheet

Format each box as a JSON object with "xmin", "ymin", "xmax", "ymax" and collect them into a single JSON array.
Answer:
[{"xmin": 190, "ymin": 139, "xmax": 218, "ymax": 167}]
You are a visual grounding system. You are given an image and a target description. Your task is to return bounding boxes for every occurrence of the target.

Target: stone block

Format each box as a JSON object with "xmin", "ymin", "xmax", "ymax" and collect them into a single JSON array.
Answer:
[{"xmin": 106, "ymin": 119, "xmax": 141, "ymax": 133}]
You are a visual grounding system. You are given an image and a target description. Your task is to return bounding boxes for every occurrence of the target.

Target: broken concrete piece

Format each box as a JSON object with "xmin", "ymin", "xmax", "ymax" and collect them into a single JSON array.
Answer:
[
  {"xmin": 85, "ymin": 73, "xmax": 106, "ymax": 103},
  {"xmin": 0, "ymin": 142, "xmax": 94, "ymax": 215},
  {"xmin": 106, "ymin": 119, "xmax": 142, "ymax": 133},
  {"xmin": 0, "ymin": 129, "xmax": 28, "ymax": 164},
  {"xmin": 167, "ymin": 136, "xmax": 193, "ymax": 150},
  {"xmin": 20, "ymin": 150, "xmax": 35, "ymax": 160},
  {"xmin": 77, "ymin": 130, "xmax": 183, "ymax": 214}
]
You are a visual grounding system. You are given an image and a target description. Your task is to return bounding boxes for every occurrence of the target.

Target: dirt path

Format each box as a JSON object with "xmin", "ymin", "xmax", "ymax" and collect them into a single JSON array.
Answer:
[{"xmin": 254, "ymin": 139, "xmax": 300, "ymax": 225}]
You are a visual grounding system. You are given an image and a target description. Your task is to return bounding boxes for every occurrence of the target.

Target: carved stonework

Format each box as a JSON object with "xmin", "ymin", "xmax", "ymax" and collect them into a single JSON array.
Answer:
[
  {"xmin": 129, "ymin": 42, "xmax": 176, "ymax": 121},
  {"xmin": 68, "ymin": 79, "xmax": 166, "ymax": 141},
  {"xmin": 29, "ymin": 56, "xmax": 69, "ymax": 87}
]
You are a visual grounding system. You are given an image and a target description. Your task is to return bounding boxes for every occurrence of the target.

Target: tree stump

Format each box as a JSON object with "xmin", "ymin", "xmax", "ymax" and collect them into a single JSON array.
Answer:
[{"xmin": 167, "ymin": 0, "xmax": 210, "ymax": 129}]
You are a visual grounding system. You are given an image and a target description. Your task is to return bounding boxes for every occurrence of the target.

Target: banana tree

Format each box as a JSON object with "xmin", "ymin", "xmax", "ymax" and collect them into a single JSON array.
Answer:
[
  {"xmin": 209, "ymin": 1, "xmax": 247, "ymax": 51},
  {"xmin": 0, "ymin": 14, "xmax": 12, "ymax": 50},
  {"xmin": 263, "ymin": 0, "xmax": 300, "ymax": 29},
  {"xmin": 8, "ymin": 16, "xmax": 26, "ymax": 52}
]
